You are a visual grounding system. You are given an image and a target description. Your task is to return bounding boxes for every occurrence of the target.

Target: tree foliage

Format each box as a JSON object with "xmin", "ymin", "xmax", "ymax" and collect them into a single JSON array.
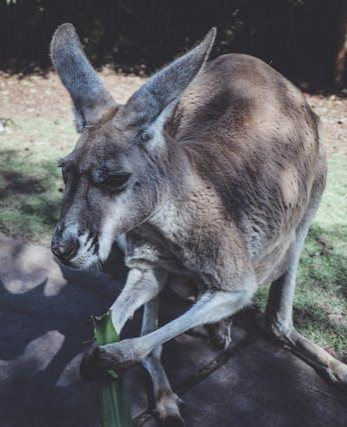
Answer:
[{"xmin": 0, "ymin": 0, "xmax": 346, "ymax": 86}]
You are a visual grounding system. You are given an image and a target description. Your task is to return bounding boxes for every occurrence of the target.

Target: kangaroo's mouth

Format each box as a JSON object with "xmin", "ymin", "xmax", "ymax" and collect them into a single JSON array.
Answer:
[
  {"xmin": 52, "ymin": 228, "xmax": 105, "ymax": 271},
  {"xmin": 57, "ymin": 253, "xmax": 103, "ymax": 272}
]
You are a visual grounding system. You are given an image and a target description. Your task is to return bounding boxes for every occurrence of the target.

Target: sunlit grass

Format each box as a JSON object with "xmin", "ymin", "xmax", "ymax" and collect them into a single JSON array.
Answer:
[{"xmin": 0, "ymin": 117, "xmax": 76, "ymax": 243}]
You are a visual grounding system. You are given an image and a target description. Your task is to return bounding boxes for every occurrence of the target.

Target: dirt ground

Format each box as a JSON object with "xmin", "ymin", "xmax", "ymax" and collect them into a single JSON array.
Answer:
[
  {"xmin": 307, "ymin": 92, "xmax": 347, "ymax": 158},
  {"xmin": 0, "ymin": 68, "xmax": 347, "ymax": 159},
  {"xmin": 0, "ymin": 68, "xmax": 144, "ymax": 122}
]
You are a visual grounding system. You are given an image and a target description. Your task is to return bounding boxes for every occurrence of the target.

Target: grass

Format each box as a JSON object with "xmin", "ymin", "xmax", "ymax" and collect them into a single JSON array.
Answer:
[
  {"xmin": 0, "ymin": 117, "xmax": 76, "ymax": 243},
  {"xmin": 1, "ymin": 116, "xmax": 346, "ymax": 361}
]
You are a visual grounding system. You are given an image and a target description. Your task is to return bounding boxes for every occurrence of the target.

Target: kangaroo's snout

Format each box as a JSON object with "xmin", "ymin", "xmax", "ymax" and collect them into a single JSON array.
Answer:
[{"xmin": 51, "ymin": 224, "xmax": 80, "ymax": 264}]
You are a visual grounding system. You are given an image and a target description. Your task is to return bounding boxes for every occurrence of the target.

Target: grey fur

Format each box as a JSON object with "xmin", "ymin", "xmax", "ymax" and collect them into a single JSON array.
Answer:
[
  {"xmin": 51, "ymin": 24, "xmax": 347, "ymax": 424},
  {"xmin": 121, "ymin": 27, "xmax": 216, "ymax": 128}
]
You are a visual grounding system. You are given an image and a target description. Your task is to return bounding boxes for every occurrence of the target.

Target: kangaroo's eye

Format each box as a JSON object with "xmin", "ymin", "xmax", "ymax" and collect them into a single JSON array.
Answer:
[
  {"xmin": 59, "ymin": 164, "xmax": 77, "ymax": 194},
  {"xmin": 61, "ymin": 168, "xmax": 67, "ymax": 184},
  {"xmin": 101, "ymin": 173, "xmax": 131, "ymax": 192}
]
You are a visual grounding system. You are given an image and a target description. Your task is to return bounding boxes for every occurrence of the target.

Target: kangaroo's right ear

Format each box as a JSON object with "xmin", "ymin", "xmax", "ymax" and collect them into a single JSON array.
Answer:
[
  {"xmin": 121, "ymin": 28, "xmax": 216, "ymax": 136},
  {"xmin": 51, "ymin": 23, "xmax": 117, "ymax": 132}
]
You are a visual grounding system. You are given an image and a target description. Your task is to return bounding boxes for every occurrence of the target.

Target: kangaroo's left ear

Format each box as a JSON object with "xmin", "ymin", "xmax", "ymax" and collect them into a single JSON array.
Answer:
[
  {"xmin": 121, "ymin": 28, "xmax": 217, "ymax": 137},
  {"xmin": 51, "ymin": 23, "xmax": 118, "ymax": 132}
]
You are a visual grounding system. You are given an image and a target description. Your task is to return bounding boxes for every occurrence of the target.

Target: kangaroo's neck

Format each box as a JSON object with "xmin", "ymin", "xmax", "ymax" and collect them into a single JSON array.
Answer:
[{"xmin": 149, "ymin": 137, "xmax": 226, "ymax": 244}]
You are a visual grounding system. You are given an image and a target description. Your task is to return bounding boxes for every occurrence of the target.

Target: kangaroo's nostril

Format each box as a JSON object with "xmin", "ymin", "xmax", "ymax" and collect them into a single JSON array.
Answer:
[
  {"xmin": 63, "ymin": 238, "xmax": 79, "ymax": 259},
  {"xmin": 51, "ymin": 237, "xmax": 79, "ymax": 262}
]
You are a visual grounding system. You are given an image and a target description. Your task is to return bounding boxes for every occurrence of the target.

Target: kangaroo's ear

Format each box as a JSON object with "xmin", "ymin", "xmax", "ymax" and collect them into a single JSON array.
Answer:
[
  {"xmin": 121, "ymin": 28, "xmax": 216, "ymax": 135},
  {"xmin": 51, "ymin": 23, "xmax": 117, "ymax": 132}
]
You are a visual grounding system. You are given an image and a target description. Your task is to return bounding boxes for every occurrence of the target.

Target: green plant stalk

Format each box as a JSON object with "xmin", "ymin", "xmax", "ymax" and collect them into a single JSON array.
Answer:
[{"xmin": 93, "ymin": 311, "xmax": 132, "ymax": 427}]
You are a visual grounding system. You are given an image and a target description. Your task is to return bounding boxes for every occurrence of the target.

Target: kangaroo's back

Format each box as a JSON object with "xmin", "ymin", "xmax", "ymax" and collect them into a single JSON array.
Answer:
[{"xmin": 170, "ymin": 53, "xmax": 323, "ymax": 255}]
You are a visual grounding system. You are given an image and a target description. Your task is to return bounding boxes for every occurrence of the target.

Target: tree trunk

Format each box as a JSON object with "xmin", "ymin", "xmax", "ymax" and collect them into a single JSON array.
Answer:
[{"xmin": 333, "ymin": 0, "xmax": 347, "ymax": 88}]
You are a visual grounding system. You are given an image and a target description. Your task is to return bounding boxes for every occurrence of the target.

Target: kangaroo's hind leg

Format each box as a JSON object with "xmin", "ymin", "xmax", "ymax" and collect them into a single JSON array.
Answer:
[{"xmin": 265, "ymin": 161, "xmax": 347, "ymax": 388}]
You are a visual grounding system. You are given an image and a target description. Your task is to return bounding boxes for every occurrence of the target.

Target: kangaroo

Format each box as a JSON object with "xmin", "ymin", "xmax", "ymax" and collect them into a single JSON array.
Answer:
[{"xmin": 50, "ymin": 23, "xmax": 346, "ymax": 425}]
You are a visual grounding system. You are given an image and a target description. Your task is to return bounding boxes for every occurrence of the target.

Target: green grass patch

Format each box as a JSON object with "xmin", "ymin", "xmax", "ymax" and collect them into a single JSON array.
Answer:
[{"xmin": 0, "ymin": 117, "xmax": 76, "ymax": 243}]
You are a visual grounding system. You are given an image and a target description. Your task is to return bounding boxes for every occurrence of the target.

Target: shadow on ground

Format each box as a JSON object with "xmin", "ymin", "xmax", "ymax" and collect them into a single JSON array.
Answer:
[
  {"xmin": 0, "ymin": 234, "xmax": 126, "ymax": 427},
  {"xmin": 0, "ymin": 233, "xmax": 346, "ymax": 427}
]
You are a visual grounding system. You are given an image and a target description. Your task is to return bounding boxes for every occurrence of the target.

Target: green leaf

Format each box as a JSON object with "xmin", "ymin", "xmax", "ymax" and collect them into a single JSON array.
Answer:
[
  {"xmin": 93, "ymin": 311, "xmax": 119, "ymax": 345},
  {"xmin": 93, "ymin": 311, "xmax": 132, "ymax": 427}
]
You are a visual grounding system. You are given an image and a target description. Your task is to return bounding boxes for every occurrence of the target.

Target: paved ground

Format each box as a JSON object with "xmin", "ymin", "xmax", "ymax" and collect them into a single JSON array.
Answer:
[{"xmin": 0, "ymin": 233, "xmax": 346, "ymax": 427}]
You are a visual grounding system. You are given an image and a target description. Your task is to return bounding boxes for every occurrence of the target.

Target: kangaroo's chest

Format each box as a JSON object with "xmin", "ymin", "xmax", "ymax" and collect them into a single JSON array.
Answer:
[{"xmin": 125, "ymin": 224, "xmax": 198, "ymax": 276}]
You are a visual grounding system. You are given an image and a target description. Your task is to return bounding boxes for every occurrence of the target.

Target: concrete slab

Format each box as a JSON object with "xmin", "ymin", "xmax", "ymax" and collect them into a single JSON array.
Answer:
[
  {"xmin": 177, "ymin": 339, "xmax": 347, "ymax": 427},
  {"xmin": 0, "ymin": 234, "xmax": 346, "ymax": 427}
]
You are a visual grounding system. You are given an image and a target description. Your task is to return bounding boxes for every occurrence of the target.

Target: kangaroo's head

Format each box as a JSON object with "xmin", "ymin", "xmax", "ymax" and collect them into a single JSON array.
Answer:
[{"xmin": 50, "ymin": 23, "xmax": 215, "ymax": 269}]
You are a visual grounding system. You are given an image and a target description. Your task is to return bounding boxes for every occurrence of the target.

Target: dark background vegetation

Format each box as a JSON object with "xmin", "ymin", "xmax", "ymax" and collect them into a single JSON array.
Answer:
[{"xmin": 1, "ymin": 0, "xmax": 347, "ymax": 88}]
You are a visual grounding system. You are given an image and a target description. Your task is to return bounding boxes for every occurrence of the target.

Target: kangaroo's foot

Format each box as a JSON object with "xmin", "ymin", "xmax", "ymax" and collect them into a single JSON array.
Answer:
[{"xmin": 262, "ymin": 315, "xmax": 347, "ymax": 390}]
